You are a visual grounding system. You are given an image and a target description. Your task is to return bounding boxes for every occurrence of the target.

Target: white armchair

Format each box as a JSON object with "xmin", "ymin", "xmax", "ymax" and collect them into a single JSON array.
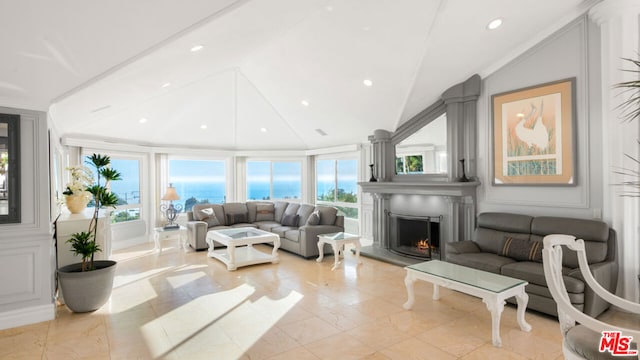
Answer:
[{"xmin": 542, "ymin": 234, "xmax": 640, "ymax": 359}]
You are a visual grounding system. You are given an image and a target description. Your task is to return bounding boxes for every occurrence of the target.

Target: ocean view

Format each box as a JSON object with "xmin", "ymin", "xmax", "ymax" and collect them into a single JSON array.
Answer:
[{"xmin": 111, "ymin": 179, "xmax": 356, "ymax": 210}]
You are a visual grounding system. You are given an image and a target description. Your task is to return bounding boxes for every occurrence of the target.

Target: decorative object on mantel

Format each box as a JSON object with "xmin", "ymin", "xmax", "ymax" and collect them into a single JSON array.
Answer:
[
  {"xmin": 58, "ymin": 154, "xmax": 121, "ymax": 313},
  {"xmin": 458, "ymin": 159, "xmax": 469, "ymax": 182},
  {"xmin": 161, "ymin": 183, "xmax": 182, "ymax": 229},
  {"xmin": 62, "ymin": 165, "xmax": 93, "ymax": 214},
  {"xmin": 369, "ymin": 164, "xmax": 377, "ymax": 182}
]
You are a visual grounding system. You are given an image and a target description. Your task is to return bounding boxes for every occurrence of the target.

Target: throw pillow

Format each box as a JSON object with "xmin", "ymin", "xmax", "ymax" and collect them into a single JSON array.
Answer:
[
  {"xmin": 255, "ymin": 203, "xmax": 275, "ymax": 222},
  {"xmin": 281, "ymin": 214, "xmax": 299, "ymax": 227},
  {"xmin": 226, "ymin": 212, "xmax": 247, "ymax": 225},
  {"xmin": 306, "ymin": 210, "xmax": 320, "ymax": 226},
  {"xmin": 196, "ymin": 207, "xmax": 220, "ymax": 228},
  {"xmin": 501, "ymin": 237, "xmax": 542, "ymax": 262}
]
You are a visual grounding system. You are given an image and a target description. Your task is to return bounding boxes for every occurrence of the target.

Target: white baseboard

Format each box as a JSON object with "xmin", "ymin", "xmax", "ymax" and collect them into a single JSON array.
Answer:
[{"xmin": 0, "ymin": 303, "xmax": 56, "ymax": 331}]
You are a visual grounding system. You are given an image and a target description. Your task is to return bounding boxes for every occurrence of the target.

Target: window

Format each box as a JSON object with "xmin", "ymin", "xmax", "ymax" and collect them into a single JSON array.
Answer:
[
  {"xmin": 108, "ymin": 158, "xmax": 141, "ymax": 223},
  {"xmin": 316, "ymin": 158, "xmax": 358, "ymax": 219},
  {"xmin": 81, "ymin": 155, "xmax": 141, "ymax": 223},
  {"xmin": 169, "ymin": 159, "xmax": 226, "ymax": 211},
  {"xmin": 247, "ymin": 161, "xmax": 301, "ymax": 200}
]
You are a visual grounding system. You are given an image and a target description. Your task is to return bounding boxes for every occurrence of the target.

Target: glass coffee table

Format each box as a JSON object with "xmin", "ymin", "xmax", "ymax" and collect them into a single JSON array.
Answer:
[
  {"xmin": 316, "ymin": 232, "xmax": 361, "ymax": 270},
  {"xmin": 206, "ymin": 227, "xmax": 280, "ymax": 271},
  {"xmin": 403, "ymin": 260, "xmax": 532, "ymax": 347}
]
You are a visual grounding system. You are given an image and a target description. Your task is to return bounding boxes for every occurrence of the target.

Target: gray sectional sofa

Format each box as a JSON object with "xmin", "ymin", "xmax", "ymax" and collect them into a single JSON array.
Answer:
[
  {"xmin": 185, "ymin": 201, "xmax": 344, "ymax": 258},
  {"xmin": 446, "ymin": 212, "xmax": 618, "ymax": 318}
]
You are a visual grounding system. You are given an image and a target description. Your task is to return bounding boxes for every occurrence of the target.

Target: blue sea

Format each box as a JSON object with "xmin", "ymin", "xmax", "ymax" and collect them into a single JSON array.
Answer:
[{"xmin": 111, "ymin": 180, "xmax": 357, "ymax": 208}]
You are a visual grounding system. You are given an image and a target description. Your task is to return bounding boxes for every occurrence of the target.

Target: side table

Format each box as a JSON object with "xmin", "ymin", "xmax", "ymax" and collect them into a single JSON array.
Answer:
[
  {"xmin": 153, "ymin": 226, "xmax": 187, "ymax": 254},
  {"xmin": 316, "ymin": 232, "xmax": 361, "ymax": 270}
]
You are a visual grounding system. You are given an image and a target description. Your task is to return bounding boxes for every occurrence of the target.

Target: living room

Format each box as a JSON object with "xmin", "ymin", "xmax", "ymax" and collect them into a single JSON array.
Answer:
[{"xmin": 2, "ymin": 0, "xmax": 640, "ymax": 358}]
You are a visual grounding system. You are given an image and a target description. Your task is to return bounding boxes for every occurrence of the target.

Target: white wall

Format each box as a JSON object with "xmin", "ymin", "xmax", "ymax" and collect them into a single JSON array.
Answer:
[
  {"xmin": 0, "ymin": 107, "xmax": 55, "ymax": 330},
  {"xmin": 477, "ymin": 15, "xmax": 603, "ymax": 219}
]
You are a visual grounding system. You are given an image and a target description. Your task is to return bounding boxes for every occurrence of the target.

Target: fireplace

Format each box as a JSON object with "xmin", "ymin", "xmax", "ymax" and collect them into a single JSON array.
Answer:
[{"xmin": 389, "ymin": 213, "xmax": 441, "ymax": 260}]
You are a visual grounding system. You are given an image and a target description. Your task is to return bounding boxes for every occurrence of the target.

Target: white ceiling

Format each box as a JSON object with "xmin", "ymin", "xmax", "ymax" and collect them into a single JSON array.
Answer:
[{"xmin": 2, "ymin": 0, "xmax": 595, "ymax": 150}]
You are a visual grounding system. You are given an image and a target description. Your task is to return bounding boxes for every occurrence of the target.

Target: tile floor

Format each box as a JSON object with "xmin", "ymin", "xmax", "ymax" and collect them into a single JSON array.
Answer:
[{"xmin": 0, "ymin": 238, "xmax": 633, "ymax": 359}]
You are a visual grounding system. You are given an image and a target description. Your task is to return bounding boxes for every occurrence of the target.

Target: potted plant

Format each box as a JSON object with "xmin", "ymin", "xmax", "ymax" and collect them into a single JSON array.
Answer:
[
  {"xmin": 57, "ymin": 154, "xmax": 121, "ymax": 312},
  {"xmin": 62, "ymin": 164, "xmax": 93, "ymax": 214}
]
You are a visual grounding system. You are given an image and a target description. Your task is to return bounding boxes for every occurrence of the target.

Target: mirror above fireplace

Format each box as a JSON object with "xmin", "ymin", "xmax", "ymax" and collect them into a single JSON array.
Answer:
[{"xmin": 395, "ymin": 113, "xmax": 447, "ymax": 175}]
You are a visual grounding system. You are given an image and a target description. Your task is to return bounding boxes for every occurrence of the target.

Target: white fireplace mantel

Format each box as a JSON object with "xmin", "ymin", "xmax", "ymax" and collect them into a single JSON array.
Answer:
[{"xmin": 359, "ymin": 181, "xmax": 480, "ymax": 197}]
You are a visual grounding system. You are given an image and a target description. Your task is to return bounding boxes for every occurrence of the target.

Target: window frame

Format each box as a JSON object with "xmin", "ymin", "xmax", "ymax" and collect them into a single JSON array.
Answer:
[
  {"xmin": 245, "ymin": 159, "xmax": 303, "ymax": 202},
  {"xmin": 167, "ymin": 156, "xmax": 229, "ymax": 209},
  {"xmin": 80, "ymin": 150, "xmax": 145, "ymax": 225},
  {"xmin": 315, "ymin": 155, "xmax": 359, "ymax": 219}
]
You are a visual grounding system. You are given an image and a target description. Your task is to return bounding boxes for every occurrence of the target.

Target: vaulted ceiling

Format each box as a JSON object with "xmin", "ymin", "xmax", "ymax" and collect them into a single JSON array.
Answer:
[{"xmin": 2, "ymin": 0, "xmax": 595, "ymax": 150}]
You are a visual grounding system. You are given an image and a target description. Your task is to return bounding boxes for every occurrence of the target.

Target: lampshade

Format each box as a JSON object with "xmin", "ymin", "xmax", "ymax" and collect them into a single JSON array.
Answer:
[{"xmin": 161, "ymin": 185, "xmax": 180, "ymax": 201}]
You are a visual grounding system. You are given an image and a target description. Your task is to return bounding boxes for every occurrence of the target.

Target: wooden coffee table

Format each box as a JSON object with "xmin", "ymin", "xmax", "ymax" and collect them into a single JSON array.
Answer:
[
  {"xmin": 403, "ymin": 260, "xmax": 532, "ymax": 347},
  {"xmin": 206, "ymin": 227, "xmax": 280, "ymax": 271}
]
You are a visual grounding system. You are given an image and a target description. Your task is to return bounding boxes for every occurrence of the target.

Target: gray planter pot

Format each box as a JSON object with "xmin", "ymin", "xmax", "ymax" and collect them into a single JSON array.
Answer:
[{"xmin": 57, "ymin": 260, "xmax": 117, "ymax": 313}]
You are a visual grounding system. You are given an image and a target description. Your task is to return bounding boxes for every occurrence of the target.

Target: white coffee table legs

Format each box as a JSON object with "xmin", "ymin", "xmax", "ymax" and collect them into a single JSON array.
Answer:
[
  {"xmin": 316, "ymin": 237, "xmax": 361, "ymax": 271},
  {"xmin": 403, "ymin": 270, "xmax": 531, "ymax": 347},
  {"xmin": 153, "ymin": 226, "xmax": 187, "ymax": 254}
]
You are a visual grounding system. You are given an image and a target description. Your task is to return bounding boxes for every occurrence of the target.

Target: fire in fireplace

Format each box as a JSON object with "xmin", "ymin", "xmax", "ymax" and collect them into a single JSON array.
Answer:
[{"xmin": 389, "ymin": 214, "xmax": 441, "ymax": 260}]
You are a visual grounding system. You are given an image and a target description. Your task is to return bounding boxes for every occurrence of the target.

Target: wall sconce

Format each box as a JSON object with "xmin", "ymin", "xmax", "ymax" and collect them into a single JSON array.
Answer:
[{"xmin": 160, "ymin": 183, "xmax": 182, "ymax": 229}]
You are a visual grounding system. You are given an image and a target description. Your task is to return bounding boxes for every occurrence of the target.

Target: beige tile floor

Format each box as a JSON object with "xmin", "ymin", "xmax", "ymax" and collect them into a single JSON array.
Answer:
[{"xmin": 0, "ymin": 239, "xmax": 630, "ymax": 359}]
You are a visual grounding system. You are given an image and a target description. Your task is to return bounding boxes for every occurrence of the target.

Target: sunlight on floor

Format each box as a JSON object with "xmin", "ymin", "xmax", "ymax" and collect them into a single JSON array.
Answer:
[{"xmin": 140, "ymin": 283, "xmax": 303, "ymax": 358}]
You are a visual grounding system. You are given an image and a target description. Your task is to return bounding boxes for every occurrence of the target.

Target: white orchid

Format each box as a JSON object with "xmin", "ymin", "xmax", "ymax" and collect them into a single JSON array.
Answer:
[{"xmin": 63, "ymin": 165, "xmax": 94, "ymax": 197}]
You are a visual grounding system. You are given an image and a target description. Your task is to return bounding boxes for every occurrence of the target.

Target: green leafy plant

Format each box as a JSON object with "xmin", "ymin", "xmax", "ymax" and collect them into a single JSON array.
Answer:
[
  {"xmin": 613, "ymin": 58, "xmax": 640, "ymax": 196},
  {"xmin": 68, "ymin": 154, "xmax": 121, "ymax": 271}
]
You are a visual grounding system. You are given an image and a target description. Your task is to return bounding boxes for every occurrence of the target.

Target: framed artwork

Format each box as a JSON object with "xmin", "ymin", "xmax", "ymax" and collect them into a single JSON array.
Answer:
[{"xmin": 492, "ymin": 78, "xmax": 576, "ymax": 185}]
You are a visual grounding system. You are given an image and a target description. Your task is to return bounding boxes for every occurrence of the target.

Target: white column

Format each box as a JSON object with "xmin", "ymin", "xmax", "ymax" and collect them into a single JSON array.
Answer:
[{"xmin": 590, "ymin": 0, "xmax": 640, "ymax": 300}]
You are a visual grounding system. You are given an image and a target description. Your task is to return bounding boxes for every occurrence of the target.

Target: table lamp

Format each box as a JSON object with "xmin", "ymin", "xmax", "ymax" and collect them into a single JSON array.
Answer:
[{"xmin": 160, "ymin": 183, "xmax": 182, "ymax": 229}]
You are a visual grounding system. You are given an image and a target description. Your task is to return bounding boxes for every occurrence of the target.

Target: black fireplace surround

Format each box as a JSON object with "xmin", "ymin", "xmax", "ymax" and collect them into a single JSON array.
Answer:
[{"xmin": 389, "ymin": 213, "xmax": 441, "ymax": 260}]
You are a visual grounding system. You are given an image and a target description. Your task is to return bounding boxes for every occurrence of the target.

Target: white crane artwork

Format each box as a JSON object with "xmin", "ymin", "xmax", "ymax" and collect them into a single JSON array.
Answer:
[{"xmin": 514, "ymin": 101, "xmax": 549, "ymax": 151}]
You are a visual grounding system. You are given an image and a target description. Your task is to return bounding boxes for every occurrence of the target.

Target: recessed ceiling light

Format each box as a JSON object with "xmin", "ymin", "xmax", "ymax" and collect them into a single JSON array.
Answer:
[
  {"xmin": 260, "ymin": 127, "xmax": 267, "ymax": 133},
  {"xmin": 190, "ymin": 45, "xmax": 204, "ymax": 52},
  {"xmin": 363, "ymin": 79, "xmax": 373, "ymax": 87},
  {"xmin": 487, "ymin": 18, "xmax": 503, "ymax": 30},
  {"xmin": 161, "ymin": 82, "xmax": 171, "ymax": 88},
  {"xmin": 139, "ymin": 118, "xmax": 148, "ymax": 124},
  {"xmin": 200, "ymin": 124, "xmax": 207, "ymax": 129},
  {"xmin": 301, "ymin": 100, "xmax": 310, "ymax": 107}
]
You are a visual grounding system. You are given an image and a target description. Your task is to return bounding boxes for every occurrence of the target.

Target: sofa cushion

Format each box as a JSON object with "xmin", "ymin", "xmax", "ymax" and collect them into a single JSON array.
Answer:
[
  {"xmin": 246, "ymin": 201, "xmax": 270, "ymax": 222},
  {"xmin": 271, "ymin": 226, "xmax": 294, "ymax": 238},
  {"xmin": 274, "ymin": 201, "xmax": 289, "ymax": 222},
  {"xmin": 223, "ymin": 203, "xmax": 249, "ymax": 225},
  {"xmin": 296, "ymin": 204, "xmax": 315, "ymax": 226},
  {"xmin": 281, "ymin": 214, "xmax": 299, "ymax": 227},
  {"xmin": 306, "ymin": 210, "xmax": 320, "ymax": 226},
  {"xmin": 193, "ymin": 204, "xmax": 226, "ymax": 225},
  {"xmin": 316, "ymin": 206, "xmax": 338, "ymax": 225},
  {"xmin": 501, "ymin": 261, "xmax": 584, "ymax": 293},
  {"xmin": 285, "ymin": 229, "xmax": 300, "ymax": 242},
  {"xmin": 226, "ymin": 212, "xmax": 248, "ymax": 225},
  {"xmin": 478, "ymin": 212, "xmax": 534, "ymax": 233},
  {"xmin": 230, "ymin": 223, "xmax": 257, "ymax": 229},
  {"xmin": 531, "ymin": 216, "xmax": 610, "ymax": 268},
  {"xmin": 446, "ymin": 252, "xmax": 516, "ymax": 274},
  {"xmin": 500, "ymin": 237, "xmax": 542, "ymax": 262},
  {"xmin": 256, "ymin": 203, "xmax": 275, "ymax": 222},
  {"xmin": 474, "ymin": 228, "xmax": 529, "ymax": 255},
  {"xmin": 447, "ymin": 240, "xmax": 480, "ymax": 254},
  {"xmin": 256, "ymin": 221, "xmax": 281, "ymax": 232},
  {"xmin": 193, "ymin": 207, "xmax": 221, "ymax": 228}
]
